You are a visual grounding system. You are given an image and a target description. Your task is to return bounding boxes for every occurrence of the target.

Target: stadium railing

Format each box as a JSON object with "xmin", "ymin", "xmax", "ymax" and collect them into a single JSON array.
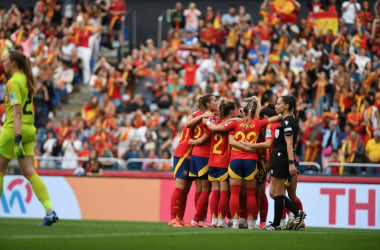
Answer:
[
  {"xmin": 325, "ymin": 162, "xmax": 380, "ymax": 172},
  {"xmin": 30, "ymin": 156, "xmax": 172, "ymax": 171},
  {"xmin": 299, "ymin": 161, "xmax": 322, "ymax": 172}
]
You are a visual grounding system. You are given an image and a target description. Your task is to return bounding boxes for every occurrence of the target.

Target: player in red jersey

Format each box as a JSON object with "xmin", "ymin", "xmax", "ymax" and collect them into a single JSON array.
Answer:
[
  {"xmin": 188, "ymin": 95, "xmax": 218, "ymax": 227},
  {"xmin": 207, "ymin": 97, "xmax": 282, "ymax": 229},
  {"xmin": 208, "ymin": 98, "xmax": 236, "ymax": 228},
  {"xmin": 239, "ymin": 97, "xmax": 305, "ymax": 230}
]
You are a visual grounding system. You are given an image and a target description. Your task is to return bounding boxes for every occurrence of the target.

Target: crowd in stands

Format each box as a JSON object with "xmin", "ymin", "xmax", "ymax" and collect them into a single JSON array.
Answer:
[{"xmin": 0, "ymin": 0, "xmax": 380, "ymax": 176}]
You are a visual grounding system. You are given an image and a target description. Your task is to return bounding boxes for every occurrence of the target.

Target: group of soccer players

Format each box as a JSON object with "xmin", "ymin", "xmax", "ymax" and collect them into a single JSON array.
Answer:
[{"xmin": 169, "ymin": 94, "xmax": 306, "ymax": 230}]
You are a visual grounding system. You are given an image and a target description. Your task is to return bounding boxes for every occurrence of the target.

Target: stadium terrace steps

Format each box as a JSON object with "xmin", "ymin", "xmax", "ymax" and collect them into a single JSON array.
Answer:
[{"xmin": 54, "ymin": 84, "xmax": 92, "ymax": 122}]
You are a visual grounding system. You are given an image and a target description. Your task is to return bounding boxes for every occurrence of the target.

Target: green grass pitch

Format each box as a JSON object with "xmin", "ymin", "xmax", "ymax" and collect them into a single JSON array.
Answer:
[{"xmin": 0, "ymin": 218, "xmax": 379, "ymax": 250}]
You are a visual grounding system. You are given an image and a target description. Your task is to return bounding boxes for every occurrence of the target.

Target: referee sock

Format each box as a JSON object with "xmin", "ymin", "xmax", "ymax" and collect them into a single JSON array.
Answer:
[
  {"xmin": 283, "ymin": 195, "xmax": 299, "ymax": 216},
  {"xmin": 0, "ymin": 172, "xmax": 4, "ymax": 197},
  {"xmin": 246, "ymin": 188, "xmax": 257, "ymax": 220},
  {"xmin": 210, "ymin": 190, "xmax": 220, "ymax": 219},
  {"xmin": 273, "ymin": 196, "xmax": 285, "ymax": 226},
  {"xmin": 218, "ymin": 190, "xmax": 228, "ymax": 221},
  {"xmin": 170, "ymin": 188, "xmax": 183, "ymax": 220},
  {"xmin": 27, "ymin": 173, "xmax": 53, "ymax": 215},
  {"xmin": 229, "ymin": 185, "xmax": 241, "ymax": 219}
]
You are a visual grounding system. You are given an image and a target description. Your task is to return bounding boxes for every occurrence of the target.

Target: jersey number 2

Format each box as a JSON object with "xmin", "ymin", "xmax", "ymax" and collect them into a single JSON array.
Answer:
[{"xmin": 23, "ymin": 95, "xmax": 33, "ymax": 115}]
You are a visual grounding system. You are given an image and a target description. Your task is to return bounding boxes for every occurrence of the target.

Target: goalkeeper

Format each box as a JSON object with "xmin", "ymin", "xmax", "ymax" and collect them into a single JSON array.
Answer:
[{"xmin": 0, "ymin": 50, "xmax": 58, "ymax": 226}]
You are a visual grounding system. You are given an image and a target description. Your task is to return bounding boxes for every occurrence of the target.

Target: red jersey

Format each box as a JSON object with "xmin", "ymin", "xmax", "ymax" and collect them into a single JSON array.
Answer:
[
  {"xmin": 208, "ymin": 118, "xmax": 230, "ymax": 168},
  {"xmin": 191, "ymin": 117, "xmax": 212, "ymax": 158},
  {"xmin": 173, "ymin": 111, "xmax": 202, "ymax": 158},
  {"xmin": 224, "ymin": 118, "xmax": 268, "ymax": 160},
  {"xmin": 183, "ymin": 64, "xmax": 199, "ymax": 87},
  {"xmin": 110, "ymin": 0, "xmax": 127, "ymax": 20},
  {"xmin": 265, "ymin": 121, "xmax": 281, "ymax": 160},
  {"xmin": 74, "ymin": 27, "xmax": 93, "ymax": 48}
]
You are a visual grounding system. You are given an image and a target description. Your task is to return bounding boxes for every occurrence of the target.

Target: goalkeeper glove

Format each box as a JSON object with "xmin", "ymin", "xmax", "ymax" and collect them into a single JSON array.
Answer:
[{"xmin": 14, "ymin": 134, "xmax": 25, "ymax": 159}]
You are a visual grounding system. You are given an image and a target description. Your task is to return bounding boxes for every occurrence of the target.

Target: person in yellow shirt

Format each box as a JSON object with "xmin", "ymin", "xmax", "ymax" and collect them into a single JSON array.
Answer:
[{"xmin": 365, "ymin": 130, "xmax": 380, "ymax": 176}]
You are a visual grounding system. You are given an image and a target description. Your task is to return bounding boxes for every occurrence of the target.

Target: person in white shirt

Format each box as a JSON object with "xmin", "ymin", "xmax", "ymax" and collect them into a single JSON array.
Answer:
[
  {"xmin": 342, "ymin": 0, "xmax": 361, "ymax": 34},
  {"xmin": 62, "ymin": 132, "xmax": 82, "ymax": 169},
  {"xmin": 231, "ymin": 72, "xmax": 249, "ymax": 99}
]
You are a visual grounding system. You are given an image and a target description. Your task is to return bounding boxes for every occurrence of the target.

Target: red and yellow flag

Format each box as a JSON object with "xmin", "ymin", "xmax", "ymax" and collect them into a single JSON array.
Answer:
[
  {"xmin": 268, "ymin": 52, "xmax": 280, "ymax": 64},
  {"xmin": 213, "ymin": 12, "xmax": 221, "ymax": 30},
  {"xmin": 362, "ymin": 71, "xmax": 377, "ymax": 94},
  {"xmin": 308, "ymin": 11, "xmax": 338, "ymax": 35},
  {"xmin": 270, "ymin": 0, "xmax": 296, "ymax": 15}
]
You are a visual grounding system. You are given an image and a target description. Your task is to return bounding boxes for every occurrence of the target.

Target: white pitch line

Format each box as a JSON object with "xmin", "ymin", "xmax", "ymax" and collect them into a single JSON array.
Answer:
[{"xmin": 1, "ymin": 230, "xmax": 366, "ymax": 240}]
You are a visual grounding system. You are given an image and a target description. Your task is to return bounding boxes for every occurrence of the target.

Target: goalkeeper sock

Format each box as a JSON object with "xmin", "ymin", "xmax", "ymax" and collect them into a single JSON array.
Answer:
[{"xmin": 27, "ymin": 173, "xmax": 53, "ymax": 215}]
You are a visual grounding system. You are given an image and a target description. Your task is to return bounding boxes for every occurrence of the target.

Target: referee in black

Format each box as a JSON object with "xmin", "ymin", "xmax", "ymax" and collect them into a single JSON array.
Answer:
[{"xmin": 266, "ymin": 95, "xmax": 306, "ymax": 231}]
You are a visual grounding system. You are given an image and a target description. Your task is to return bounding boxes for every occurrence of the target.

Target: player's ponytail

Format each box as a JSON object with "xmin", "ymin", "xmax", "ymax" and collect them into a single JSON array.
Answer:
[
  {"xmin": 243, "ymin": 96, "xmax": 260, "ymax": 130},
  {"xmin": 9, "ymin": 50, "xmax": 36, "ymax": 96},
  {"xmin": 218, "ymin": 97, "xmax": 227, "ymax": 121},
  {"xmin": 218, "ymin": 97, "xmax": 235, "ymax": 121}
]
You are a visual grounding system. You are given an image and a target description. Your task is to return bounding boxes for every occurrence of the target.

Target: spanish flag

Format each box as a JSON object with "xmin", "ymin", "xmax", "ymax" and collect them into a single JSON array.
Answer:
[
  {"xmin": 362, "ymin": 71, "xmax": 377, "ymax": 94},
  {"xmin": 270, "ymin": 0, "xmax": 296, "ymax": 16},
  {"xmin": 213, "ymin": 12, "xmax": 221, "ymax": 30},
  {"xmin": 109, "ymin": 16, "xmax": 119, "ymax": 35},
  {"xmin": 308, "ymin": 11, "xmax": 338, "ymax": 35},
  {"xmin": 268, "ymin": 52, "xmax": 280, "ymax": 64}
]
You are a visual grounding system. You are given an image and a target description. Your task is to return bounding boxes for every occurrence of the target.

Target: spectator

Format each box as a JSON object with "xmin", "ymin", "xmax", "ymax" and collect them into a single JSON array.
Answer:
[
  {"xmin": 184, "ymin": 2, "xmax": 201, "ymax": 33},
  {"xmin": 39, "ymin": 130, "xmax": 58, "ymax": 169},
  {"xmin": 341, "ymin": 0, "xmax": 361, "ymax": 34},
  {"xmin": 170, "ymin": 2, "xmax": 185, "ymax": 31},
  {"xmin": 221, "ymin": 4, "xmax": 237, "ymax": 28},
  {"xmin": 100, "ymin": 142, "xmax": 118, "ymax": 170},
  {"xmin": 341, "ymin": 129, "xmax": 365, "ymax": 175},
  {"xmin": 321, "ymin": 119, "xmax": 341, "ymax": 171},
  {"xmin": 34, "ymin": 80, "xmax": 50, "ymax": 129},
  {"xmin": 62, "ymin": 131, "xmax": 82, "ymax": 169},
  {"xmin": 142, "ymin": 150, "xmax": 159, "ymax": 171},
  {"xmin": 77, "ymin": 140, "xmax": 91, "ymax": 167},
  {"xmin": 78, "ymin": 149, "xmax": 104, "ymax": 176},
  {"xmin": 365, "ymin": 130, "xmax": 380, "ymax": 176},
  {"xmin": 123, "ymin": 140, "xmax": 144, "ymax": 170},
  {"xmin": 108, "ymin": 0, "xmax": 126, "ymax": 46},
  {"xmin": 156, "ymin": 121, "xmax": 172, "ymax": 157}
]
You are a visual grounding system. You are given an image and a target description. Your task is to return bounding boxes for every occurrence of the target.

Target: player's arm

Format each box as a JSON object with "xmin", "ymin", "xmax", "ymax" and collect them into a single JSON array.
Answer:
[
  {"xmin": 228, "ymin": 134, "xmax": 252, "ymax": 152},
  {"xmin": 285, "ymin": 132, "xmax": 297, "ymax": 176},
  {"xmin": 187, "ymin": 111, "xmax": 213, "ymax": 128},
  {"xmin": 240, "ymin": 138, "xmax": 274, "ymax": 150},
  {"xmin": 13, "ymin": 104, "xmax": 22, "ymax": 136},
  {"xmin": 189, "ymin": 134, "xmax": 209, "ymax": 146},
  {"xmin": 267, "ymin": 115, "xmax": 282, "ymax": 124}
]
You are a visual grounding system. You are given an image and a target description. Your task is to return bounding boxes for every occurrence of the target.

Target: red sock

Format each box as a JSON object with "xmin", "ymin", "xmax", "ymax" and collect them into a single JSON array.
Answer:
[
  {"xmin": 246, "ymin": 188, "xmax": 257, "ymax": 220},
  {"xmin": 194, "ymin": 191, "xmax": 209, "ymax": 222},
  {"xmin": 260, "ymin": 194, "xmax": 268, "ymax": 223},
  {"xmin": 218, "ymin": 190, "xmax": 228, "ymax": 220},
  {"xmin": 295, "ymin": 198, "xmax": 303, "ymax": 210},
  {"xmin": 255, "ymin": 193, "xmax": 260, "ymax": 220},
  {"xmin": 210, "ymin": 190, "xmax": 220, "ymax": 218},
  {"xmin": 170, "ymin": 188, "xmax": 183, "ymax": 220},
  {"xmin": 239, "ymin": 191, "xmax": 247, "ymax": 219},
  {"xmin": 194, "ymin": 191, "xmax": 201, "ymax": 208},
  {"xmin": 201, "ymin": 192, "xmax": 210, "ymax": 221},
  {"xmin": 178, "ymin": 190, "xmax": 188, "ymax": 220},
  {"xmin": 229, "ymin": 185, "xmax": 241, "ymax": 219},
  {"xmin": 281, "ymin": 208, "xmax": 287, "ymax": 219}
]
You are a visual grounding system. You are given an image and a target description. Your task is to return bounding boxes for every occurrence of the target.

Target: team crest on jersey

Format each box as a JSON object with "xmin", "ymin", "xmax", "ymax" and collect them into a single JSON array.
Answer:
[
  {"xmin": 275, "ymin": 129, "xmax": 279, "ymax": 138},
  {"xmin": 9, "ymin": 92, "xmax": 17, "ymax": 105},
  {"xmin": 266, "ymin": 128, "xmax": 271, "ymax": 137}
]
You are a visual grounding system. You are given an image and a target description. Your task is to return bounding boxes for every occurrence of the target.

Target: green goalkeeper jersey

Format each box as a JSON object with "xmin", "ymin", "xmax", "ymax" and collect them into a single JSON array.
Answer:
[{"xmin": 3, "ymin": 71, "xmax": 34, "ymax": 128}]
